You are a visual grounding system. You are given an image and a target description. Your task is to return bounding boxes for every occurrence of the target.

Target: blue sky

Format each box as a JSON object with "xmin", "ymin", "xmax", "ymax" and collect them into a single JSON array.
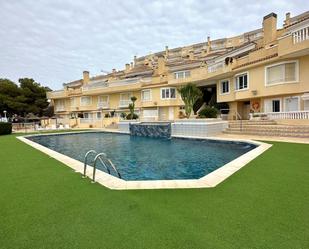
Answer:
[{"xmin": 0, "ymin": 0, "xmax": 308, "ymax": 89}]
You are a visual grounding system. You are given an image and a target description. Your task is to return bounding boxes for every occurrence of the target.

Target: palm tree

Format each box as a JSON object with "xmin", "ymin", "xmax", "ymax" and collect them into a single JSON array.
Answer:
[{"xmin": 177, "ymin": 83, "xmax": 202, "ymax": 118}]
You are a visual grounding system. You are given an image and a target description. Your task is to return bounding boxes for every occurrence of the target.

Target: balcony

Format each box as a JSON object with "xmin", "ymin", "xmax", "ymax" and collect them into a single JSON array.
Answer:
[
  {"xmin": 67, "ymin": 88, "xmax": 82, "ymax": 96},
  {"xmin": 47, "ymin": 90, "xmax": 66, "ymax": 99},
  {"xmin": 278, "ymin": 24, "xmax": 309, "ymax": 57},
  {"xmin": 119, "ymin": 100, "xmax": 132, "ymax": 108}
]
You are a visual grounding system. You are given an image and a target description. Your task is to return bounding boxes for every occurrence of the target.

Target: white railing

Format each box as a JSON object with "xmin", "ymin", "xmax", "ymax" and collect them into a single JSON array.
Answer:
[
  {"xmin": 119, "ymin": 100, "xmax": 131, "ymax": 108},
  {"xmin": 97, "ymin": 102, "xmax": 109, "ymax": 109},
  {"xmin": 250, "ymin": 111, "xmax": 309, "ymax": 120},
  {"xmin": 56, "ymin": 118, "xmax": 70, "ymax": 124},
  {"xmin": 208, "ymin": 62, "xmax": 224, "ymax": 73},
  {"xmin": 80, "ymin": 118, "xmax": 93, "ymax": 124},
  {"xmin": 292, "ymin": 26, "xmax": 309, "ymax": 44}
]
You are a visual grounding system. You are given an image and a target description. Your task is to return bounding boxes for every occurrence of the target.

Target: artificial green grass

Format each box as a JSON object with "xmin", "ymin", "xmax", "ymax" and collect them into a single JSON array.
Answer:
[{"xmin": 0, "ymin": 134, "xmax": 308, "ymax": 249}]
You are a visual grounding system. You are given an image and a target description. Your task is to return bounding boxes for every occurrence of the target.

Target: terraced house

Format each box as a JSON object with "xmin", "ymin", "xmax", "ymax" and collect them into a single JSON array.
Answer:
[{"xmin": 47, "ymin": 11, "xmax": 309, "ymax": 128}]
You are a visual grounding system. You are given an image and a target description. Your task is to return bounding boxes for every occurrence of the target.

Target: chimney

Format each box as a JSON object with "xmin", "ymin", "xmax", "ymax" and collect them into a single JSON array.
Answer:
[
  {"xmin": 125, "ymin": 63, "xmax": 130, "ymax": 72},
  {"xmin": 284, "ymin": 12, "xmax": 291, "ymax": 27},
  {"xmin": 207, "ymin": 36, "xmax": 211, "ymax": 53},
  {"xmin": 130, "ymin": 62, "xmax": 134, "ymax": 69},
  {"xmin": 83, "ymin": 71, "xmax": 89, "ymax": 84},
  {"xmin": 112, "ymin": 68, "xmax": 116, "ymax": 73},
  {"xmin": 263, "ymin": 12, "xmax": 277, "ymax": 45},
  {"xmin": 165, "ymin": 46, "xmax": 169, "ymax": 57},
  {"xmin": 189, "ymin": 50, "xmax": 194, "ymax": 60},
  {"xmin": 134, "ymin": 55, "xmax": 137, "ymax": 65},
  {"xmin": 157, "ymin": 55, "xmax": 166, "ymax": 75}
]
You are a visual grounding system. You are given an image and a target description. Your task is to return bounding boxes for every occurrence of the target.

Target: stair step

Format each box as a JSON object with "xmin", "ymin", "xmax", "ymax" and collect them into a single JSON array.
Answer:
[
  {"xmin": 226, "ymin": 126, "xmax": 309, "ymax": 132},
  {"xmin": 223, "ymin": 130, "xmax": 309, "ymax": 138},
  {"xmin": 228, "ymin": 120, "xmax": 277, "ymax": 125}
]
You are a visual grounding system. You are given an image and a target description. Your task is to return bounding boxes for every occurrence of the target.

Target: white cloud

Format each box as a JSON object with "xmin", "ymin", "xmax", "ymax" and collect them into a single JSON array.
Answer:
[{"xmin": 0, "ymin": 0, "xmax": 307, "ymax": 89}]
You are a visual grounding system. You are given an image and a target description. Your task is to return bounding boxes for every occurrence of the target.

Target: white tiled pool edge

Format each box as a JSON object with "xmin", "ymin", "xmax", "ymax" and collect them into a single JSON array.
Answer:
[{"xmin": 17, "ymin": 132, "xmax": 272, "ymax": 190}]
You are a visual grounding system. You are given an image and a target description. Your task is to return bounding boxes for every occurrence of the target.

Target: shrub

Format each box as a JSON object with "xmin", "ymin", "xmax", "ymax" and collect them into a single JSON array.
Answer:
[
  {"xmin": 0, "ymin": 122, "xmax": 12, "ymax": 135},
  {"xmin": 198, "ymin": 107, "xmax": 218, "ymax": 118},
  {"xmin": 126, "ymin": 113, "xmax": 139, "ymax": 120}
]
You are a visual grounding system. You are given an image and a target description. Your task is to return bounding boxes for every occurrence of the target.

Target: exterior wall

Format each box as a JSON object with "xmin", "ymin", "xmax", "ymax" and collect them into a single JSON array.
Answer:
[{"xmin": 217, "ymin": 55, "xmax": 309, "ymax": 111}]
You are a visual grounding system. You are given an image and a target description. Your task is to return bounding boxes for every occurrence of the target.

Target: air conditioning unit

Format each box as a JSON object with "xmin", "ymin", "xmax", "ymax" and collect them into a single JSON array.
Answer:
[{"xmin": 251, "ymin": 90, "xmax": 258, "ymax": 96}]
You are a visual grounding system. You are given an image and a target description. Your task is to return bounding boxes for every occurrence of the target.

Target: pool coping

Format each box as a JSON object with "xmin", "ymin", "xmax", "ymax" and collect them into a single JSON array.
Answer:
[{"xmin": 17, "ymin": 131, "xmax": 272, "ymax": 190}]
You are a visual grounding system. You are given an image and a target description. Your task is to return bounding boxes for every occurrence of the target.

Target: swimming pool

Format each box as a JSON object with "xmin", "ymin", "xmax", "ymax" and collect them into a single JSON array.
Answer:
[{"xmin": 27, "ymin": 132, "xmax": 257, "ymax": 181}]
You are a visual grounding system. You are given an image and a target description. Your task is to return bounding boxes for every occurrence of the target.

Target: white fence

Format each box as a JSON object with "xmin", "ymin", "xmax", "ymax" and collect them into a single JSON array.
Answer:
[{"xmin": 250, "ymin": 111, "xmax": 309, "ymax": 120}]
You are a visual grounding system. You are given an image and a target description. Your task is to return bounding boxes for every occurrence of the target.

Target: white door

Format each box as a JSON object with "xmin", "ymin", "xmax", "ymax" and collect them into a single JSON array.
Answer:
[
  {"xmin": 285, "ymin": 97, "xmax": 299, "ymax": 112},
  {"xmin": 168, "ymin": 107, "xmax": 174, "ymax": 120}
]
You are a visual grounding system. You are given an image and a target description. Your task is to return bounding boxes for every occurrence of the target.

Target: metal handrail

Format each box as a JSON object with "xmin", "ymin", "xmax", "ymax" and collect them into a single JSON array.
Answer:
[
  {"xmin": 235, "ymin": 111, "xmax": 243, "ymax": 131},
  {"xmin": 83, "ymin": 150, "xmax": 97, "ymax": 178},
  {"xmin": 92, "ymin": 153, "xmax": 122, "ymax": 183}
]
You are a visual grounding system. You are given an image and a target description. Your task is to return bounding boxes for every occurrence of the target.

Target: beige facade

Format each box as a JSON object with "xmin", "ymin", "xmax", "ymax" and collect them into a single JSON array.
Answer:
[{"xmin": 47, "ymin": 11, "xmax": 309, "ymax": 127}]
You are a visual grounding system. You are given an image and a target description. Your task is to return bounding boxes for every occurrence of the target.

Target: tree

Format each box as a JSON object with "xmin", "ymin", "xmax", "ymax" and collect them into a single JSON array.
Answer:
[
  {"xmin": 0, "ymin": 78, "xmax": 51, "ymax": 117},
  {"xmin": 177, "ymin": 83, "xmax": 202, "ymax": 118}
]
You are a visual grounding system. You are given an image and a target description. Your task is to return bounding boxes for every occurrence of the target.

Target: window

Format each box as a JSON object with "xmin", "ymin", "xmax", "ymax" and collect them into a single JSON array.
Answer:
[
  {"xmin": 161, "ymin": 88, "xmax": 176, "ymax": 99},
  {"xmin": 284, "ymin": 97, "xmax": 299, "ymax": 112},
  {"xmin": 120, "ymin": 93, "xmax": 132, "ymax": 101},
  {"xmin": 265, "ymin": 61, "xmax": 298, "ymax": 86},
  {"xmin": 119, "ymin": 93, "xmax": 132, "ymax": 107},
  {"xmin": 174, "ymin": 71, "xmax": 191, "ymax": 79},
  {"xmin": 83, "ymin": 113, "xmax": 92, "ymax": 119},
  {"xmin": 70, "ymin": 97, "xmax": 76, "ymax": 107},
  {"xmin": 98, "ymin": 95, "xmax": 109, "ymax": 103},
  {"xmin": 272, "ymin": 100, "xmax": 280, "ymax": 112},
  {"xmin": 80, "ymin": 96, "xmax": 92, "ymax": 106},
  {"xmin": 96, "ymin": 112, "xmax": 102, "ymax": 119},
  {"xmin": 235, "ymin": 73, "xmax": 248, "ymax": 90},
  {"xmin": 141, "ymin": 89, "xmax": 152, "ymax": 102},
  {"xmin": 98, "ymin": 95, "xmax": 109, "ymax": 108},
  {"xmin": 55, "ymin": 100, "xmax": 65, "ymax": 111},
  {"xmin": 220, "ymin": 80, "xmax": 229, "ymax": 94}
]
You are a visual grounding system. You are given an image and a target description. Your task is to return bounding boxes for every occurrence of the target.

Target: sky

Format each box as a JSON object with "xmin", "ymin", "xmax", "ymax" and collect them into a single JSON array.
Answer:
[{"xmin": 0, "ymin": 0, "xmax": 308, "ymax": 90}]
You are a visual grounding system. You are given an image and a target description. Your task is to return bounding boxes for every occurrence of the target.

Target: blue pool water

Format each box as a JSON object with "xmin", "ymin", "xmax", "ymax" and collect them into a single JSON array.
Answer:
[{"xmin": 28, "ymin": 132, "xmax": 256, "ymax": 180}]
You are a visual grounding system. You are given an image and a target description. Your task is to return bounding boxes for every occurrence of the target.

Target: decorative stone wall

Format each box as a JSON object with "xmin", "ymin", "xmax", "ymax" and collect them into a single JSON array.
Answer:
[{"xmin": 130, "ymin": 122, "xmax": 171, "ymax": 139}]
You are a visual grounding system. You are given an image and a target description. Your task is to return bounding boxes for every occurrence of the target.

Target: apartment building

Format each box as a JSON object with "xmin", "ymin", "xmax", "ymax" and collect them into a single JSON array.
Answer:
[{"xmin": 47, "ymin": 11, "xmax": 309, "ymax": 127}]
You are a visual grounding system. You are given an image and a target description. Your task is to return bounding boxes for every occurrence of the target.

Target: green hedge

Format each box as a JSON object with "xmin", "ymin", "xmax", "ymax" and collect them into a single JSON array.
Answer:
[{"xmin": 0, "ymin": 123, "xmax": 12, "ymax": 135}]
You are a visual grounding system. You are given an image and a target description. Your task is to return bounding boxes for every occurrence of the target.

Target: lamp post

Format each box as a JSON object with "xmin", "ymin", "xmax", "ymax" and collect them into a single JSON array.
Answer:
[{"xmin": 3, "ymin": 110, "xmax": 7, "ymax": 122}]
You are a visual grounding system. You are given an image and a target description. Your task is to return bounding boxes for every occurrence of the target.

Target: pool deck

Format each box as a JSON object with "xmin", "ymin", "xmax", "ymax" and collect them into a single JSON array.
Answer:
[{"xmin": 17, "ymin": 130, "xmax": 272, "ymax": 190}]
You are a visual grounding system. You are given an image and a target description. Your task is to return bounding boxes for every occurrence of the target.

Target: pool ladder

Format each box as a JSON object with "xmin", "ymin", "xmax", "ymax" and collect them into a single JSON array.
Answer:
[{"xmin": 83, "ymin": 150, "xmax": 121, "ymax": 183}]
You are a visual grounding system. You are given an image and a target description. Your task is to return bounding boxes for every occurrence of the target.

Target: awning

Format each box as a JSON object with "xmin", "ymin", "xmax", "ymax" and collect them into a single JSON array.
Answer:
[{"xmin": 301, "ymin": 93, "xmax": 309, "ymax": 100}]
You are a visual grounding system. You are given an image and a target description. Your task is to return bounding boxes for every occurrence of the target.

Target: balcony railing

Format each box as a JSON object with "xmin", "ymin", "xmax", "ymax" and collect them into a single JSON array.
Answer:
[
  {"xmin": 47, "ymin": 90, "xmax": 66, "ymax": 98},
  {"xmin": 119, "ymin": 100, "xmax": 131, "ymax": 108},
  {"xmin": 250, "ymin": 111, "xmax": 309, "ymax": 120},
  {"xmin": 292, "ymin": 26, "xmax": 309, "ymax": 44},
  {"xmin": 208, "ymin": 62, "xmax": 224, "ymax": 73}
]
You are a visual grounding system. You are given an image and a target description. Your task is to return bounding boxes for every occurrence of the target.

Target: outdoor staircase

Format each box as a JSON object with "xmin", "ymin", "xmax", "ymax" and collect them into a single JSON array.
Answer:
[{"xmin": 223, "ymin": 120, "xmax": 309, "ymax": 138}]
